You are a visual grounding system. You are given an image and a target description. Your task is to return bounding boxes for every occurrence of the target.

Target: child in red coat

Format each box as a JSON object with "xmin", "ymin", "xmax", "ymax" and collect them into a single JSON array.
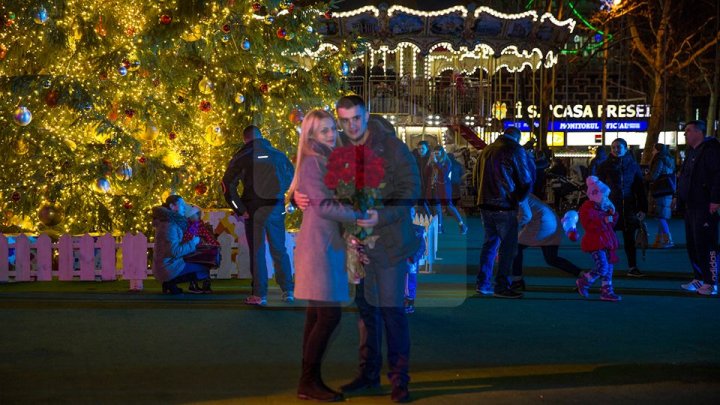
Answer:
[
  {"xmin": 576, "ymin": 176, "xmax": 622, "ymax": 301},
  {"xmin": 182, "ymin": 205, "xmax": 219, "ymax": 293}
]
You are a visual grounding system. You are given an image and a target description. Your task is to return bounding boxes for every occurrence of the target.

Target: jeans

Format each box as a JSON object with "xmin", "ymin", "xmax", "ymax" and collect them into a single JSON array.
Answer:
[
  {"xmin": 405, "ymin": 272, "xmax": 417, "ymax": 300},
  {"xmin": 512, "ymin": 244, "xmax": 582, "ymax": 277},
  {"xmin": 245, "ymin": 203, "xmax": 294, "ymax": 297},
  {"xmin": 354, "ymin": 281, "xmax": 410, "ymax": 387},
  {"xmin": 685, "ymin": 208, "xmax": 719, "ymax": 285},
  {"xmin": 477, "ymin": 209, "xmax": 519, "ymax": 291},
  {"xmin": 173, "ymin": 262, "xmax": 210, "ymax": 282}
]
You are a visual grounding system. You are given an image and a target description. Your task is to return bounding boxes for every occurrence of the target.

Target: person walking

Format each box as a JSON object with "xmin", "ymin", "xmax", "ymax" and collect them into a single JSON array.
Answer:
[
  {"xmin": 677, "ymin": 120, "xmax": 720, "ymax": 296},
  {"xmin": 473, "ymin": 126, "xmax": 533, "ymax": 298},
  {"xmin": 288, "ymin": 109, "xmax": 369, "ymax": 402},
  {"xmin": 333, "ymin": 95, "xmax": 420, "ymax": 403},
  {"xmin": 646, "ymin": 143, "xmax": 676, "ymax": 248},
  {"xmin": 597, "ymin": 138, "xmax": 647, "ymax": 277},
  {"xmin": 151, "ymin": 195, "xmax": 211, "ymax": 295},
  {"xmin": 511, "ymin": 194, "xmax": 583, "ymax": 290},
  {"xmin": 412, "ymin": 140, "xmax": 431, "ymax": 216},
  {"xmin": 222, "ymin": 125, "xmax": 295, "ymax": 306},
  {"xmin": 425, "ymin": 145, "xmax": 468, "ymax": 234}
]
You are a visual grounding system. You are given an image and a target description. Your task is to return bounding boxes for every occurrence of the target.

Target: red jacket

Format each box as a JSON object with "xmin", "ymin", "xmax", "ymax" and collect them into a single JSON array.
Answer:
[{"xmin": 579, "ymin": 200, "xmax": 619, "ymax": 262}]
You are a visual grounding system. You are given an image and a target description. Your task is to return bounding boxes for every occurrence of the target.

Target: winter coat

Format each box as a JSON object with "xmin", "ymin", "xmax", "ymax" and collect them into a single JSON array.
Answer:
[
  {"xmin": 425, "ymin": 159, "xmax": 452, "ymax": 203},
  {"xmin": 678, "ymin": 137, "xmax": 720, "ymax": 210},
  {"xmin": 151, "ymin": 206, "xmax": 199, "ymax": 282},
  {"xmin": 517, "ymin": 194, "xmax": 563, "ymax": 247},
  {"xmin": 222, "ymin": 137, "xmax": 294, "ymax": 215},
  {"xmin": 412, "ymin": 149, "xmax": 430, "ymax": 194},
  {"xmin": 474, "ymin": 134, "xmax": 533, "ymax": 210},
  {"xmin": 183, "ymin": 220, "xmax": 220, "ymax": 246},
  {"xmin": 338, "ymin": 115, "xmax": 421, "ymax": 307},
  {"xmin": 579, "ymin": 199, "xmax": 619, "ymax": 262},
  {"xmin": 597, "ymin": 153, "xmax": 647, "ymax": 231},
  {"xmin": 294, "ymin": 140, "xmax": 359, "ymax": 302},
  {"xmin": 646, "ymin": 151, "xmax": 675, "ymax": 219}
]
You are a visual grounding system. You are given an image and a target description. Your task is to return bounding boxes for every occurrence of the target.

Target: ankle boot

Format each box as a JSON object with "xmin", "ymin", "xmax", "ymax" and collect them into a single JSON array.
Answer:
[
  {"xmin": 651, "ymin": 233, "xmax": 663, "ymax": 249},
  {"xmin": 662, "ymin": 233, "xmax": 674, "ymax": 248},
  {"xmin": 297, "ymin": 362, "xmax": 342, "ymax": 402}
]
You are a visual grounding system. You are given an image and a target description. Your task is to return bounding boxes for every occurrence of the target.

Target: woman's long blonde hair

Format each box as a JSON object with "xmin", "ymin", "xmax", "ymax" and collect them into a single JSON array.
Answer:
[{"xmin": 287, "ymin": 109, "xmax": 338, "ymax": 201}]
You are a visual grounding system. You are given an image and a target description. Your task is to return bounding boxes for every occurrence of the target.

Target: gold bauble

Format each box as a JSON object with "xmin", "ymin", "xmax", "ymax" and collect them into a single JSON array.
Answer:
[
  {"xmin": 136, "ymin": 123, "xmax": 159, "ymax": 141},
  {"xmin": 15, "ymin": 139, "xmax": 29, "ymax": 155},
  {"xmin": 181, "ymin": 25, "xmax": 203, "ymax": 42},
  {"xmin": 162, "ymin": 150, "xmax": 184, "ymax": 168},
  {"xmin": 204, "ymin": 124, "xmax": 224, "ymax": 146},
  {"xmin": 198, "ymin": 77, "xmax": 214, "ymax": 95},
  {"xmin": 38, "ymin": 203, "xmax": 64, "ymax": 227}
]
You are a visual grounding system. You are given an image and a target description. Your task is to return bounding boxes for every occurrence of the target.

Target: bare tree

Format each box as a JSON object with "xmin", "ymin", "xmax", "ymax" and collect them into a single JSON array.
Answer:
[{"xmin": 597, "ymin": 0, "xmax": 720, "ymax": 162}]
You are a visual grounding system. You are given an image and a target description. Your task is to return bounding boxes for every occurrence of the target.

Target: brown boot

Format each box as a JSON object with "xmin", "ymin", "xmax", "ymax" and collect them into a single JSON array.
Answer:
[
  {"xmin": 651, "ymin": 233, "xmax": 663, "ymax": 249},
  {"xmin": 297, "ymin": 362, "xmax": 343, "ymax": 402}
]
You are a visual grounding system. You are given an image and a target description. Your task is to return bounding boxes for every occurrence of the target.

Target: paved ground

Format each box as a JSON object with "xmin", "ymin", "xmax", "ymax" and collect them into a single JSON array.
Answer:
[{"xmin": 1, "ymin": 217, "xmax": 719, "ymax": 404}]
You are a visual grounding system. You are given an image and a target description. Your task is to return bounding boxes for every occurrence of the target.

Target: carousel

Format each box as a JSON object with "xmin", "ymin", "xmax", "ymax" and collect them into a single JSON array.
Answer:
[{"xmin": 316, "ymin": 3, "xmax": 576, "ymax": 151}]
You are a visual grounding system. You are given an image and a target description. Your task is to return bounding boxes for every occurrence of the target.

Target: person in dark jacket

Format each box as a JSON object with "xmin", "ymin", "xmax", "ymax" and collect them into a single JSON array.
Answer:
[
  {"xmin": 597, "ymin": 138, "xmax": 647, "ymax": 277},
  {"xmin": 151, "ymin": 195, "xmax": 211, "ymax": 295},
  {"xmin": 222, "ymin": 125, "xmax": 295, "ymax": 306},
  {"xmin": 677, "ymin": 120, "xmax": 720, "ymax": 296},
  {"xmin": 333, "ymin": 95, "xmax": 420, "ymax": 403},
  {"xmin": 589, "ymin": 146, "xmax": 608, "ymax": 176},
  {"xmin": 412, "ymin": 140, "xmax": 431, "ymax": 215},
  {"xmin": 473, "ymin": 126, "xmax": 533, "ymax": 298},
  {"xmin": 425, "ymin": 145, "xmax": 467, "ymax": 234}
]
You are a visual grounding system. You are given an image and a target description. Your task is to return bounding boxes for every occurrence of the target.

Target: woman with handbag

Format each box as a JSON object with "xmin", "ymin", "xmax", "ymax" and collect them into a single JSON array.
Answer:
[
  {"xmin": 646, "ymin": 143, "xmax": 676, "ymax": 248},
  {"xmin": 151, "ymin": 195, "xmax": 211, "ymax": 294}
]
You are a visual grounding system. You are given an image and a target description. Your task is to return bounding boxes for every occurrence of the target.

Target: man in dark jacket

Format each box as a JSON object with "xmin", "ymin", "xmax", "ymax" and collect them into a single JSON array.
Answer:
[
  {"xmin": 474, "ymin": 126, "xmax": 533, "ymax": 298},
  {"xmin": 597, "ymin": 138, "xmax": 647, "ymax": 277},
  {"xmin": 222, "ymin": 125, "xmax": 295, "ymax": 306},
  {"xmin": 335, "ymin": 95, "xmax": 420, "ymax": 403},
  {"xmin": 677, "ymin": 120, "xmax": 720, "ymax": 296}
]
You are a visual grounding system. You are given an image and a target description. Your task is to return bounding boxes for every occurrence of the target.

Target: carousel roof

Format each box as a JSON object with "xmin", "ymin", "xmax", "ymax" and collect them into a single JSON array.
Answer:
[{"xmin": 318, "ymin": 3, "xmax": 576, "ymax": 72}]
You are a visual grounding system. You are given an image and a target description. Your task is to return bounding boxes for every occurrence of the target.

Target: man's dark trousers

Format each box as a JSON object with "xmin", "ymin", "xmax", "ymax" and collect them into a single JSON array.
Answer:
[{"xmin": 245, "ymin": 202, "xmax": 294, "ymax": 297}]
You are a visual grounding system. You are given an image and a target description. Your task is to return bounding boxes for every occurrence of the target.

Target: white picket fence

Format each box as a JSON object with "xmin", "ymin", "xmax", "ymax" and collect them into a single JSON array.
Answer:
[{"xmin": 0, "ymin": 213, "xmax": 437, "ymax": 283}]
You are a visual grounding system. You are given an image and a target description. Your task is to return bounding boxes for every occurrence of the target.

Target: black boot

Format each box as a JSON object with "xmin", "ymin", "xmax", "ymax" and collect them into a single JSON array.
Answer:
[
  {"xmin": 161, "ymin": 281, "xmax": 182, "ymax": 295},
  {"xmin": 297, "ymin": 362, "xmax": 342, "ymax": 402}
]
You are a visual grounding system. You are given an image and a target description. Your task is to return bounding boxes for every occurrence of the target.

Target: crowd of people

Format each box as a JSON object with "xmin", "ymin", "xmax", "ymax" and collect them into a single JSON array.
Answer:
[{"xmin": 150, "ymin": 92, "xmax": 719, "ymax": 401}]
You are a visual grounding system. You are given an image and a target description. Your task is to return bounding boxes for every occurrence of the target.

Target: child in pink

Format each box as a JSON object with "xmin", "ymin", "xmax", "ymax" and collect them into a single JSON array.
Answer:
[
  {"xmin": 183, "ymin": 205, "xmax": 220, "ymax": 247},
  {"xmin": 576, "ymin": 176, "xmax": 622, "ymax": 301}
]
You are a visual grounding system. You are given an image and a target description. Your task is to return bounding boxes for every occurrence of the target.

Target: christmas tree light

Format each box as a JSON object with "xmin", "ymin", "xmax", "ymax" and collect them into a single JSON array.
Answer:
[{"xmin": 1, "ymin": 0, "xmax": 354, "ymax": 235}]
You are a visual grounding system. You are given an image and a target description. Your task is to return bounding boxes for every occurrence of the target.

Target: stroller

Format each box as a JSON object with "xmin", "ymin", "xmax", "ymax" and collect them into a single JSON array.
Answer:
[{"xmin": 547, "ymin": 169, "xmax": 586, "ymax": 213}]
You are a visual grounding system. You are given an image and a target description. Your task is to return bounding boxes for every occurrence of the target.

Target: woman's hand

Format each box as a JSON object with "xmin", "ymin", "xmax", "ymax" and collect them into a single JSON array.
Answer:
[
  {"xmin": 357, "ymin": 209, "xmax": 379, "ymax": 228},
  {"xmin": 294, "ymin": 191, "xmax": 310, "ymax": 211}
]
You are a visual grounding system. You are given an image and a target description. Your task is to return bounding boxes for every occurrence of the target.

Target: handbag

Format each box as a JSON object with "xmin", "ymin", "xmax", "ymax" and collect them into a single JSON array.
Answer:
[
  {"xmin": 650, "ymin": 173, "xmax": 675, "ymax": 198},
  {"xmin": 183, "ymin": 245, "xmax": 220, "ymax": 267}
]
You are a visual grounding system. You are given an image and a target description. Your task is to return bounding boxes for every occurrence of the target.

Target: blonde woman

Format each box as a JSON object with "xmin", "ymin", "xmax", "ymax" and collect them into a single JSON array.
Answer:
[{"xmin": 289, "ymin": 109, "xmax": 374, "ymax": 402}]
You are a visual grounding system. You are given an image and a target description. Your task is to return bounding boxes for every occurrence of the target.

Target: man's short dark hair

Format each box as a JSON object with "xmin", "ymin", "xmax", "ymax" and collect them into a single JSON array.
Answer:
[
  {"xmin": 503, "ymin": 126, "xmax": 521, "ymax": 140},
  {"xmin": 243, "ymin": 125, "xmax": 262, "ymax": 142},
  {"xmin": 336, "ymin": 95, "xmax": 366, "ymax": 111},
  {"xmin": 686, "ymin": 120, "xmax": 707, "ymax": 135},
  {"xmin": 418, "ymin": 140, "xmax": 429, "ymax": 148}
]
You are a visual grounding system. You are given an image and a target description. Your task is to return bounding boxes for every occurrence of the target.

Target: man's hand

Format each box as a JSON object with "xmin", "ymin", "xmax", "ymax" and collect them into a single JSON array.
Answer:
[
  {"xmin": 710, "ymin": 203, "xmax": 720, "ymax": 215},
  {"xmin": 357, "ymin": 209, "xmax": 379, "ymax": 228},
  {"xmin": 636, "ymin": 211, "xmax": 645, "ymax": 221},
  {"xmin": 295, "ymin": 191, "xmax": 310, "ymax": 211}
]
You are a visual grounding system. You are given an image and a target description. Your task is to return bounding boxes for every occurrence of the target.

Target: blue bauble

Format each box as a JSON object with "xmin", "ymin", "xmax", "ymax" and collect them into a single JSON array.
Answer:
[
  {"xmin": 96, "ymin": 178, "xmax": 111, "ymax": 193},
  {"xmin": 34, "ymin": 7, "xmax": 49, "ymax": 24},
  {"xmin": 118, "ymin": 66, "xmax": 128, "ymax": 76},
  {"xmin": 341, "ymin": 61, "xmax": 350, "ymax": 76},
  {"xmin": 241, "ymin": 39, "xmax": 251, "ymax": 50},
  {"xmin": 13, "ymin": 106, "xmax": 33, "ymax": 126}
]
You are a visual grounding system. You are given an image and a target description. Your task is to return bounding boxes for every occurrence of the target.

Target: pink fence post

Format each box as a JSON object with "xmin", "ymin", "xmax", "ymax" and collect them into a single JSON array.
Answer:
[
  {"xmin": 0, "ymin": 234, "xmax": 8, "ymax": 282},
  {"xmin": 123, "ymin": 233, "xmax": 148, "ymax": 282},
  {"xmin": 35, "ymin": 234, "xmax": 53, "ymax": 281},
  {"xmin": 57, "ymin": 234, "xmax": 74, "ymax": 281},
  {"xmin": 99, "ymin": 233, "xmax": 117, "ymax": 281},
  {"xmin": 15, "ymin": 235, "xmax": 31, "ymax": 282},
  {"xmin": 78, "ymin": 234, "xmax": 95, "ymax": 281}
]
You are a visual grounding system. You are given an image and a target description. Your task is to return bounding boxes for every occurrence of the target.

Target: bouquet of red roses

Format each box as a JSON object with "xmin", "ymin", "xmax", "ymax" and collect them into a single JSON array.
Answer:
[{"xmin": 324, "ymin": 144, "xmax": 385, "ymax": 283}]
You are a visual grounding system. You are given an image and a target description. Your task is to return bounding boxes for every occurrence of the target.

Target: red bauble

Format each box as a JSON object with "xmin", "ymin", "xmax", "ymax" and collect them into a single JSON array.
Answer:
[
  {"xmin": 568, "ymin": 230, "xmax": 579, "ymax": 242},
  {"xmin": 138, "ymin": 156, "xmax": 147, "ymax": 164},
  {"xmin": 168, "ymin": 131, "xmax": 177, "ymax": 140},
  {"xmin": 259, "ymin": 83, "xmax": 269, "ymax": 93},
  {"xmin": 288, "ymin": 108, "xmax": 304, "ymax": 124},
  {"xmin": 160, "ymin": 15, "xmax": 172, "ymax": 25},
  {"xmin": 45, "ymin": 89, "xmax": 60, "ymax": 107},
  {"xmin": 99, "ymin": 71, "xmax": 109, "ymax": 80},
  {"xmin": 123, "ymin": 201, "xmax": 133, "ymax": 210},
  {"xmin": 222, "ymin": 24, "xmax": 231, "ymax": 33},
  {"xmin": 194, "ymin": 182, "xmax": 208, "ymax": 195},
  {"xmin": 11, "ymin": 191, "xmax": 21, "ymax": 202},
  {"xmin": 276, "ymin": 27, "xmax": 287, "ymax": 39},
  {"xmin": 121, "ymin": 58, "xmax": 131, "ymax": 68},
  {"xmin": 199, "ymin": 100, "xmax": 212, "ymax": 112},
  {"xmin": 324, "ymin": 10, "xmax": 332, "ymax": 19},
  {"xmin": 125, "ymin": 109, "xmax": 135, "ymax": 118},
  {"xmin": 252, "ymin": 2, "xmax": 262, "ymax": 12},
  {"xmin": 287, "ymin": 3, "xmax": 295, "ymax": 13}
]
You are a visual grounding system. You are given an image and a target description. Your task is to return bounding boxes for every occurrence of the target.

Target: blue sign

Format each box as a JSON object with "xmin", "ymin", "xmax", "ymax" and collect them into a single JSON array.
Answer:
[{"xmin": 503, "ymin": 120, "xmax": 648, "ymax": 132}]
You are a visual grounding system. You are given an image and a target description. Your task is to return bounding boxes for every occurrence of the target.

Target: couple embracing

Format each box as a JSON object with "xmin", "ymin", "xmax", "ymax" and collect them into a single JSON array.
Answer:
[{"xmin": 291, "ymin": 95, "xmax": 420, "ymax": 403}]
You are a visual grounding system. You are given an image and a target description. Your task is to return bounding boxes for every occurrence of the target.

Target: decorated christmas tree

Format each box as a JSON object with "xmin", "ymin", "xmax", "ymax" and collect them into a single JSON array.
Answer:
[{"xmin": 0, "ymin": 0, "xmax": 353, "ymax": 235}]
